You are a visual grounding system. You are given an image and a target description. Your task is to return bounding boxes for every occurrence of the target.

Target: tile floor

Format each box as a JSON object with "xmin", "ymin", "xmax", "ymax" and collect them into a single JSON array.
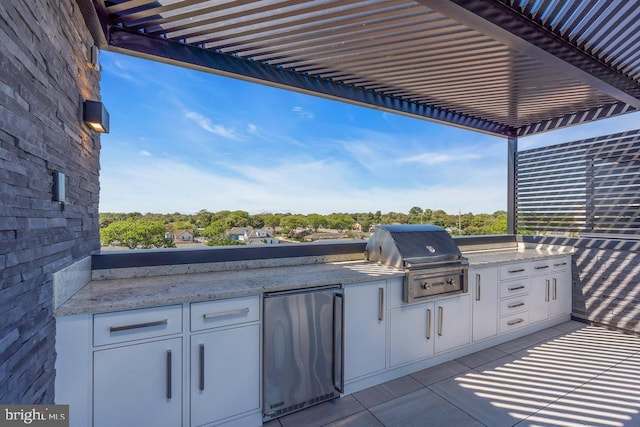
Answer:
[{"xmin": 264, "ymin": 321, "xmax": 640, "ymax": 427}]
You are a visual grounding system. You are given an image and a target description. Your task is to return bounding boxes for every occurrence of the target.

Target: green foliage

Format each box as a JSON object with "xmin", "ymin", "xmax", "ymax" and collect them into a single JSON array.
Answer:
[
  {"xmin": 100, "ymin": 219, "xmax": 175, "ymax": 249},
  {"xmin": 99, "ymin": 207, "xmax": 509, "ymax": 247},
  {"xmin": 201, "ymin": 220, "xmax": 246, "ymax": 246}
]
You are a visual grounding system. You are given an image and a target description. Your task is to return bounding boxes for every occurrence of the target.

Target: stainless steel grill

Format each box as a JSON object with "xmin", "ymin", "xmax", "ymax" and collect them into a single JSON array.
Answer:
[{"xmin": 366, "ymin": 224, "xmax": 468, "ymax": 303}]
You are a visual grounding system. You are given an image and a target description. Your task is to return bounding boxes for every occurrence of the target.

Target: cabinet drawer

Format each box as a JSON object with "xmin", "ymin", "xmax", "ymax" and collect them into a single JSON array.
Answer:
[
  {"xmin": 530, "ymin": 260, "xmax": 553, "ymax": 275},
  {"xmin": 500, "ymin": 263, "xmax": 529, "ymax": 280},
  {"xmin": 94, "ymin": 305, "xmax": 182, "ymax": 347},
  {"xmin": 499, "ymin": 295, "xmax": 528, "ymax": 316},
  {"xmin": 551, "ymin": 257, "xmax": 570, "ymax": 271},
  {"xmin": 191, "ymin": 295, "xmax": 259, "ymax": 332},
  {"xmin": 499, "ymin": 312, "xmax": 529, "ymax": 333},
  {"xmin": 499, "ymin": 279, "xmax": 528, "ymax": 298}
]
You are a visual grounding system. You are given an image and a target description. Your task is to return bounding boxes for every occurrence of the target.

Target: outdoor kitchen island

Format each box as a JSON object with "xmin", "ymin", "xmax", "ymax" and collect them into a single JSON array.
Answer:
[{"xmin": 54, "ymin": 240, "xmax": 574, "ymax": 427}]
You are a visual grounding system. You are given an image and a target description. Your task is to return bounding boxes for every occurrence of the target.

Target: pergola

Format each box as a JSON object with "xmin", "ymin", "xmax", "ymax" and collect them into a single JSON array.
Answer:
[{"xmin": 77, "ymin": 0, "xmax": 640, "ymax": 232}]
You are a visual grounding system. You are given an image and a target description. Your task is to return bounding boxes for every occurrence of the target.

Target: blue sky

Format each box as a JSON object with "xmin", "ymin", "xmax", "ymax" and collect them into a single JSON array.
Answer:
[{"xmin": 99, "ymin": 51, "xmax": 640, "ymax": 215}]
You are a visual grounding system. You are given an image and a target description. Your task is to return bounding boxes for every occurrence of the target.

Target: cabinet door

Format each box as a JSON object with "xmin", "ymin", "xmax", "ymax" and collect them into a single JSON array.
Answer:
[
  {"xmin": 389, "ymin": 302, "xmax": 434, "ymax": 367},
  {"xmin": 529, "ymin": 275, "xmax": 550, "ymax": 324},
  {"xmin": 93, "ymin": 337, "xmax": 182, "ymax": 427},
  {"xmin": 470, "ymin": 266, "xmax": 498, "ymax": 342},
  {"xmin": 435, "ymin": 295, "xmax": 471, "ymax": 353},
  {"xmin": 344, "ymin": 281, "xmax": 386, "ymax": 381},
  {"xmin": 549, "ymin": 268, "xmax": 571, "ymax": 318},
  {"xmin": 191, "ymin": 324, "xmax": 260, "ymax": 427}
]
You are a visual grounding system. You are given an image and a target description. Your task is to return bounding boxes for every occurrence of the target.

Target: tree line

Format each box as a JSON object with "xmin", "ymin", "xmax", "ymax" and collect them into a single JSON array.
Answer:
[{"xmin": 99, "ymin": 208, "xmax": 507, "ymax": 249}]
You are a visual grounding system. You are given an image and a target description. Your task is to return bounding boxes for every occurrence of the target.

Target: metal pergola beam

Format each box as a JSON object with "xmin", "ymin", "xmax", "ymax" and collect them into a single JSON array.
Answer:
[
  {"xmin": 107, "ymin": 28, "xmax": 515, "ymax": 137},
  {"xmin": 418, "ymin": 0, "xmax": 640, "ymax": 110}
]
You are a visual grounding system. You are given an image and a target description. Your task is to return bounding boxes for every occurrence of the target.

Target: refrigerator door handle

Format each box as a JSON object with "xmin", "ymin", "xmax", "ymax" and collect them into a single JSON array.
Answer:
[{"xmin": 333, "ymin": 292, "xmax": 344, "ymax": 393}]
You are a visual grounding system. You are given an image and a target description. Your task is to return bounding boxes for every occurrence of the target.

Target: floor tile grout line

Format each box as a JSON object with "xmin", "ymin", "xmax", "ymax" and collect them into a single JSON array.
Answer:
[
  {"xmin": 426, "ymin": 382, "xmax": 489, "ymax": 427},
  {"xmin": 512, "ymin": 328, "xmax": 635, "ymax": 427}
]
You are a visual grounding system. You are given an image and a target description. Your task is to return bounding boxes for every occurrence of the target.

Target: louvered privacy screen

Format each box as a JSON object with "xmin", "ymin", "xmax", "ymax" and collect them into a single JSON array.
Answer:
[{"xmin": 516, "ymin": 129, "xmax": 640, "ymax": 236}]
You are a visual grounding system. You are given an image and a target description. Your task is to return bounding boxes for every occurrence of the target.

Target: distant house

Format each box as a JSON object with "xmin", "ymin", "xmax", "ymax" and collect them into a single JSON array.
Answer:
[
  {"xmin": 173, "ymin": 229, "xmax": 194, "ymax": 243},
  {"xmin": 245, "ymin": 229, "xmax": 279, "ymax": 245},
  {"xmin": 227, "ymin": 227, "xmax": 253, "ymax": 242}
]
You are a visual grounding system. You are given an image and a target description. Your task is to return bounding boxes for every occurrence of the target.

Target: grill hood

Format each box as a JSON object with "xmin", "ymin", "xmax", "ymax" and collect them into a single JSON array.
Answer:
[{"xmin": 366, "ymin": 224, "xmax": 463, "ymax": 269}]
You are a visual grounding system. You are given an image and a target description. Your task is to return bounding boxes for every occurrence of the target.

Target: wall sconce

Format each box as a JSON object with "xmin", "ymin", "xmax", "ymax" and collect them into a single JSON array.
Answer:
[
  {"xmin": 83, "ymin": 100, "xmax": 109, "ymax": 133},
  {"xmin": 52, "ymin": 171, "xmax": 66, "ymax": 203}
]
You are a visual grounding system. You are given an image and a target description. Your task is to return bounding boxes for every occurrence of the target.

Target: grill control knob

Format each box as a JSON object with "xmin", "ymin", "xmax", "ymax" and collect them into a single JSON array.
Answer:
[
  {"xmin": 446, "ymin": 278, "xmax": 455, "ymax": 286},
  {"xmin": 421, "ymin": 282, "xmax": 430, "ymax": 290}
]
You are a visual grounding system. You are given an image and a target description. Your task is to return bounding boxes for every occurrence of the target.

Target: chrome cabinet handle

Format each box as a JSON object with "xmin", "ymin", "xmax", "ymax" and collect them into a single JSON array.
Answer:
[
  {"xmin": 553, "ymin": 278, "xmax": 557, "ymax": 300},
  {"xmin": 554, "ymin": 262, "xmax": 567, "ymax": 267},
  {"xmin": 508, "ymin": 302, "xmax": 525, "ymax": 308},
  {"xmin": 378, "ymin": 287, "xmax": 384, "ymax": 322},
  {"xmin": 333, "ymin": 293, "xmax": 344, "ymax": 393},
  {"xmin": 109, "ymin": 319, "xmax": 168, "ymax": 333},
  {"xmin": 508, "ymin": 318, "xmax": 524, "ymax": 326},
  {"xmin": 199, "ymin": 343, "xmax": 205, "ymax": 391},
  {"xmin": 203, "ymin": 307, "xmax": 249, "ymax": 320},
  {"xmin": 426, "ymin": 308, "xmax": 432, "ymax": 340},
  {"xmin": 535, "ymin": 265, "xmax": 549, "ymax": 270},
  {"xmin": 475, "ymin": 274, "xmax": 481, "ymax": 301},
  {"xmin": 438, "ymin": 306, "xmax": 443, "ymax": 336},
  {"xmin": 508, "ymin": 285, "xmax": 525, "ymax": 291},
  {"xmin": 166, "ymin": 350, "xmax": 172, "ymax": 399},
  {"xmin": 508, "ymin": 268, "xmax": 525, "ymax": 273},
  {"xmin": 545, "ymin": 280, "xmax": 550, "ymax": 302}
]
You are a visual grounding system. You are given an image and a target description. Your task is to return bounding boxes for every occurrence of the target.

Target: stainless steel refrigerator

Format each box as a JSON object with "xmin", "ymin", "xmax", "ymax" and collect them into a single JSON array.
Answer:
[{"xmin": 263, "ymin": 285, "xmax": 344, "ymax": 421}]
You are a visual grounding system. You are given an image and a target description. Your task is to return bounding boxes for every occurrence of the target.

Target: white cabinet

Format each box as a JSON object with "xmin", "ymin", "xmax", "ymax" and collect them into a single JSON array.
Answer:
[
  {"xmin": 190, "ymin": 325, "xmax": 260, "ymax": 426},
  {"xmin": 389, "ymin": 294, "xmax": 470, "ymax": 366},
  {"xmin": 93, "ymin": 337, "xmax": 183, "ymax": 427},
  {"xmin": 189, "ymin": 296, "xmax": 260, "ymax": 427},
  {"xmin": 87, "ymin": 297, "xmax": 262, "ymax": 427},
  {"xmin": 499, "ymin": 264, "xmax": 530, "ymax": 334},
  {"xmin": 390, "ymin": 302, "xmax": 434, "ymax": 367},
  {"xmin": 470, "ymin": 266, "xmax": 498, "ymax": 342},
  {"xmin": 344, "ymin": 280, "xmax": 387, "ymax": 381},
  {"xmin": 530, "ymin": 256, "xmax": 572, "ymax": 323},
  {"xmin": 529, "ymin": 274, "xmax": 551, "ymax": 324},
  {"xmin": 434, "ymin": 295, "xmax": 471, "ymax": 353}
]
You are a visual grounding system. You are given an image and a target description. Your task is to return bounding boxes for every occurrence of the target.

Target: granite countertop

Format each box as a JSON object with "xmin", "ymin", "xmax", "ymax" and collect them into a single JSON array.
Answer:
[
  {"xmin": 464, "ymin": 245, "xmax": 574, "ymax": 266},
  {"xmin": 55, "ymin": 261, "xmax": 403, "ymax": 316},
  {"xmin": 55, "ymin": 244, "xmax": 574, "ymax": 316}
]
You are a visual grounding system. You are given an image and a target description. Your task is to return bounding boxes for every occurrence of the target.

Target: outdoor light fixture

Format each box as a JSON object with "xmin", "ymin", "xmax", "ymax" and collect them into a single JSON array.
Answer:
[
  {"xmin": 83, "ymin": 100, "xmax": 109, "ymax": 133},
  {"xmin": 52, "ymin": 171, "xmax": 65, "ymax": 203}
]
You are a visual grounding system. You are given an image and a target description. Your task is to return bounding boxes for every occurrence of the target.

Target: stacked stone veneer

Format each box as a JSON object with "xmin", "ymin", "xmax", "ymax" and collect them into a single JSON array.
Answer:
[
  {"xmin": 0, "ymin": 1, "xmax": 100, "ymax": 403},
  {"xmin": 527, "ymin": 236, "xmax": 640, "ymax": 334}
]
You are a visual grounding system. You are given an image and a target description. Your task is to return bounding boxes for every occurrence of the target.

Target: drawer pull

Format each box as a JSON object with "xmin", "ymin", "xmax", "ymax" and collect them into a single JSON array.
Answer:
[
  {"xmin": 507, "ymin": 318, "xmax": 524, "ymax": 326},
  {"xmin": 508, "ymin": 302, "xmax": 525, "ymax": 308},
  {"xmin": 508, "ymin": 285, "xmax": 525, "ymax": 291},
  {"xmin": 426, "ymin": 309, "xmax": 432, "ymax": 340},
  {"xmin": 109, "ymin": 319, "xmax": 168, "ymax": 333},
  {"xmin": 378, "ymin": 288, "xmax": 385, "ymax": 322},
  {"xmin": 508, "ymin": 268, "xmax": 525, "ymax": 273},
  {"xmin": 475, "ymin": 274, "xmax": 481, "ymax": 301},
  {"xmin": 438, "ymin": 306, "xmax": 444, "ymax": 336},
  {"xmin": 553, "ymin": 278, "xmax": 557, "ymax": 300},
  {"xmin": 199, "ymin": 344, "xmax": 205, "ymax": 391},
  {"xmin": 203, "ymin": 307, "xmax": 250, "ymax": 320},
  {"xmin": 166, "ymin": 350, "xmax": 172, "ymax": 399},
  {"xmin": 545, "ymin": 280, "xmax": 550, "ymax": 302},
  {"xmin": 534, "ymin": 265, "xmax": 549, "ymax": 270},
  {"xmin": 554, "ymin": 262, "xmax": 567, "ymax": 267}
]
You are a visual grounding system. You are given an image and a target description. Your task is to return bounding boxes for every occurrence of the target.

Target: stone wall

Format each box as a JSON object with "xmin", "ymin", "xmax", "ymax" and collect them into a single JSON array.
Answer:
[
  {"xmin": 0, "ymin": 0, "xmax": 100, "ymax": 403},
  {"xmin": 526, "ymin": 236, "xmax": 640, "ymax": 334}
]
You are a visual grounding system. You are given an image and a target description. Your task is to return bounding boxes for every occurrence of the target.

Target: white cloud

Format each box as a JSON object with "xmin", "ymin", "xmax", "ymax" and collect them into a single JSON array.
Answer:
[
  {"xmin": 398, "ymin": 152, "xmax": 481, "ymax": 165},
  {"xmin": 138, "ymin": 150, "xmax": 152, "ymax": 157},
  {"xmin": 184, "ymin": 111, "xmax": 242, "ymax": 140},
  {"xmin": 100, "ymin": 156, "xmax": 505, "ymax": 215},
  {"xmin": 292, "ymin": 106, "xmax": 314, "ymax": 119}
]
